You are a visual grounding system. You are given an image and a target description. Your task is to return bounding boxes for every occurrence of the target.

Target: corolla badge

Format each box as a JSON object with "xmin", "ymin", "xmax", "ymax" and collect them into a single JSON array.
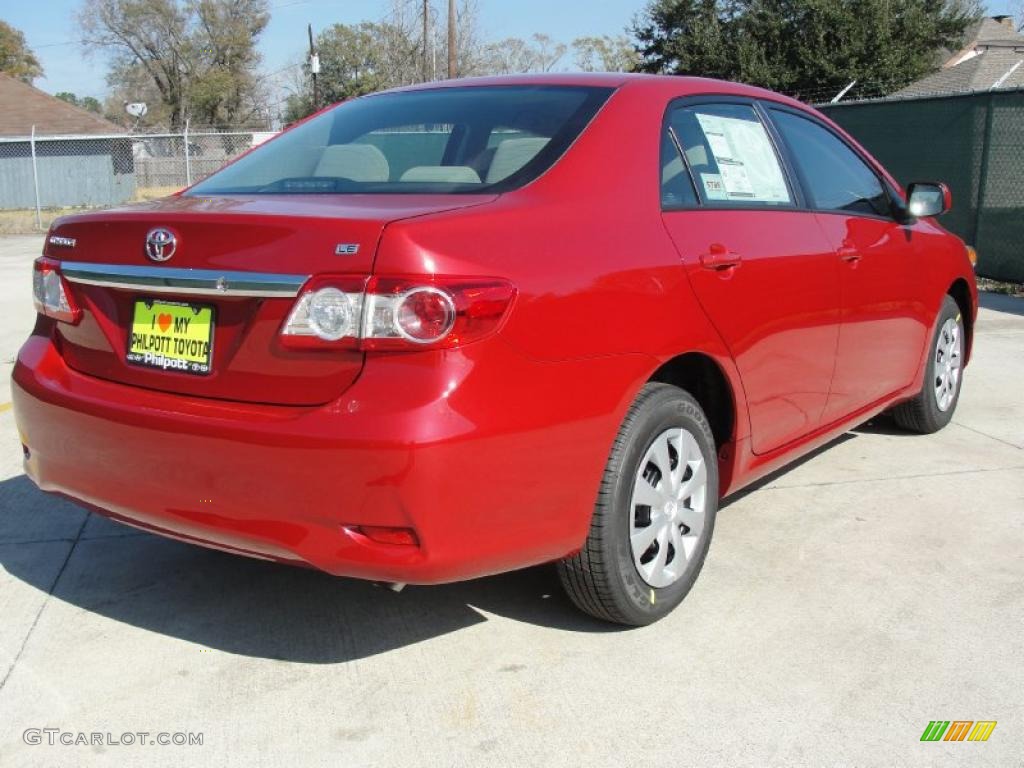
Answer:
[{"xmin": 145, "ymin": 228, "xmax": 177, "ymax": 262}]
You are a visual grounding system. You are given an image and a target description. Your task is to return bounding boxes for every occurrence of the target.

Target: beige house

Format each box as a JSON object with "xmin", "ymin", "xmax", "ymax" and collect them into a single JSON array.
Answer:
[{"xmin": 897, "ymin": 16, "xmax": 1024, "ymax": 97}]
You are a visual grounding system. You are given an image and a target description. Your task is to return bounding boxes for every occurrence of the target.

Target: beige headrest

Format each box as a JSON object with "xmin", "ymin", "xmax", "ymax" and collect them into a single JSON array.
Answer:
[
  {"xmin": 486, "ymin": 137, "xmax": 549, "ymax": 183},
  {"xmin": 400, "ymin": 166, "xmax": 482, "ymax": 184},
  {"xmin": 313, "ymin": 144, "xmax": 390, "ymax": 181}
]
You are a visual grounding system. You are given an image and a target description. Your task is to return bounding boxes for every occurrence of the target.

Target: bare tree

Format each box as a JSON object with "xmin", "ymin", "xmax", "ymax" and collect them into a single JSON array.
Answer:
[
  {"xmin": 573, "ymin": 35, "xmax": 639, "ymax": 73},
  {"xmin": 365, "ymin": 0, "xmax": 492, "ymax": 80},
  {"xmin": 278, "ymin": 0, "xmax": 582, "ymax": 121},
  {"xmin": 479, "ymin": 33, "xmax": 567, "ymax": 74}
]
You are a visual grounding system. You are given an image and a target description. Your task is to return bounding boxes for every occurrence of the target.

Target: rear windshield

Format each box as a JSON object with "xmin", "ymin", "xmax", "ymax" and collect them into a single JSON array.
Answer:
[{"xmin": 187, "ymin": 85, "xmax": 613, "ymax": 196}]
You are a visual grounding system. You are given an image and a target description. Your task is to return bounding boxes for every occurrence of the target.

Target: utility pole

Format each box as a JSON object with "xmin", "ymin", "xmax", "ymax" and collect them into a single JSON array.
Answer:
[
  {"xmin": 308, "ymin": 24, "xmax": 320, "ymax": 109},
  {"xmin": 422, "ymin": 0, "xmax": 430, "ymax": 82},
  {"xmin": 447, "ymin": 0, "xmax": 457, "ymax": 79}
]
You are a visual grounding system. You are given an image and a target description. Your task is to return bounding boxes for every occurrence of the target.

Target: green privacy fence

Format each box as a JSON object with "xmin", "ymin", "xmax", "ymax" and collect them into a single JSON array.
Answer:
[{"xmin": 819, "ymin": 89, "xmax": 1024, "ymax": 283}]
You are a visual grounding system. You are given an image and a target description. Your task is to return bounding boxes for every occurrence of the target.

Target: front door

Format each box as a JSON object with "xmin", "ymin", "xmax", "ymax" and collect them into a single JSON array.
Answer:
[{"xmin": 767, "ymin": 107, "xmax": 926, "ymax": 422}]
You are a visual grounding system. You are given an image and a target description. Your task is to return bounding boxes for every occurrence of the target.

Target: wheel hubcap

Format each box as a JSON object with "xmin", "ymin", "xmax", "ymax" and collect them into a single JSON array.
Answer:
[
  {"xmin": 933, "ymin": 316, "xmax": 963, "ymax": 412},
  {"xmin": 629, "ymin": 427, "xmax": 708, "ymax": 588}
]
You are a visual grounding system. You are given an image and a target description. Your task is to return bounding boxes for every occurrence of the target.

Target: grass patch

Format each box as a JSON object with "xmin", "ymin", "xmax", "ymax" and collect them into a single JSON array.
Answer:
[
  {"xmin": 133, "ymin": 186, "xmax": 181, "ymax": 201},
  {"xmin": 0, "ymin": 209, "xmax": 69, "ymax": 234},
  {"xmin": 0, "ymin": 187, "xmax": 181, "ymax": 234},
  {"xmin": 977, "ymin": 277, "xmax": 1024, "ymax": 298}
]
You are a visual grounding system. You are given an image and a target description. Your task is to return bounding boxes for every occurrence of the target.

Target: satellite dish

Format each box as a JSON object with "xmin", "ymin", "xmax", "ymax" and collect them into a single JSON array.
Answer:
[{"xmin": 125, "ymin": 102, "xmax": 148, "ymax": 118}]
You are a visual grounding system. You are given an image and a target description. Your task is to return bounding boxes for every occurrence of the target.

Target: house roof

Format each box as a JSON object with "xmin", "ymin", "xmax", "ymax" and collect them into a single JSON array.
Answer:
[
  {"xmin": 896, "ymin": 16, "xmax": 1024, "ymax": 97},
  {"xmin": 972, "ymin": 16, "xmax": 1024, "ymax": 44},
  {"xmin": 0, "ymin": 74, "xmax": 123, "ymax": 137},
  {"xmin": 895, "ymin": 49, "xmax": 1024, "ymax": 96}
]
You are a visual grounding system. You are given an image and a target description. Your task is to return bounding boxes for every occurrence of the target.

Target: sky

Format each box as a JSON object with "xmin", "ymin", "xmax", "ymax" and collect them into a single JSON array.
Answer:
[
  {"xmin": 2, "ymin": 0, "xmax": 1018, "ymax": 102},
  {"xmin": 2, "ymin": 0, "xmax": 648, "ymax": 101}
]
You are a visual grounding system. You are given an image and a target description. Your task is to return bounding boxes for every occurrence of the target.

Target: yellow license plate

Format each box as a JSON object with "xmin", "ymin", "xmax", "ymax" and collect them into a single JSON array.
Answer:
[{"xmin": 127, "ymin": 299, "xmax": 214, "ymax": 375}]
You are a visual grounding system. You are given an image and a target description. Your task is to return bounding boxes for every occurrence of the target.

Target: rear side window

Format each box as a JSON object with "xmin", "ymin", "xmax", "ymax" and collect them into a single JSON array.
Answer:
[
  {"xmin": 660, "ymin": 129, "xmax": 698, "ymax": 207},
  {"xmin": 667, "ymin": 103, "xmax": 792, "ymax": 207},
  {"xmin": 187, "ymin": 85, "xmax": 612, "ymax": 196},
  {"xmin": 770, "ymin": 109, "xmax": 890, "ymax": 217}
]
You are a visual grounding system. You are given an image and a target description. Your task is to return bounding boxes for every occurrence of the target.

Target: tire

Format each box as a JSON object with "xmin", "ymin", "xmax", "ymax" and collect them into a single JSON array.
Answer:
[
  {"xmin": 891, "ymin": 295, "xmax": 965, "ymax": 434},
  {"xmin": 558, "ymin": 383, "xmax": 719, "ymax": 626}
]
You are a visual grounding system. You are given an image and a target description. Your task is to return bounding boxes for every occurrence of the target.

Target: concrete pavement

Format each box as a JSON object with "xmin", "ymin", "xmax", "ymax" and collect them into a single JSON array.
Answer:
[{"xmin": 0, "ymin": 234, "xmax": 1021, "ymax": 767}]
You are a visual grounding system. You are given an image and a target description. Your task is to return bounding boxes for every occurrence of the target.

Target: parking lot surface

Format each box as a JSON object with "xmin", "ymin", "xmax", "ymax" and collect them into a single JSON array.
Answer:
[{"xmin": 0, "ymin": 234, "xmax": 1021, "ymax": 767}]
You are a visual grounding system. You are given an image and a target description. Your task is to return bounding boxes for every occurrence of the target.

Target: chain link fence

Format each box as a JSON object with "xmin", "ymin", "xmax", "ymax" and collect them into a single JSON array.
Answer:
[
  {"xmin": 819, "ymin": 87, "xmax": 1024, "ymax": 283},
  {"xmin": 0, "ymin": 128, "xmax": 277, "ymax": 232}
]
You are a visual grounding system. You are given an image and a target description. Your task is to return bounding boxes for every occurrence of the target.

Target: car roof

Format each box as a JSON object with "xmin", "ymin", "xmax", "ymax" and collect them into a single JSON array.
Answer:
[{"xmin": 386, "ymin": 72, "xmax": 809, "ymax": 111}]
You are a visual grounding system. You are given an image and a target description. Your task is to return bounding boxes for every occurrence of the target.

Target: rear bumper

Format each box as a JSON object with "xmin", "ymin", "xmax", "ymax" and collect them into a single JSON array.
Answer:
[{"xmin": 12, "ymin": 332, "xmax": 650, "ymax": 583}]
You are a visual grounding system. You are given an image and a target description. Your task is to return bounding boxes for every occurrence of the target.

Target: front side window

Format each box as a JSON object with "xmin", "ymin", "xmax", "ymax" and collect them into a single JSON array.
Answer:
[
  {"xmin": 667, "ymin": 103, "xmax": 793, "ymax": 207},
  {"xmin": 770, "ymin": 109, "xmax": 891, "ymax": 218},
  {"xmin": 187, "ymin": 86, "xmax": 612, "ymax": 196}
]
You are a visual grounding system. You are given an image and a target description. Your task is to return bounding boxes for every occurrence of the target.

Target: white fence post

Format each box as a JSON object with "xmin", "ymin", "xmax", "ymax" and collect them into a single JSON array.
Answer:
[
  {"xmin": 184, "ymin": 119, "xmax": 193, "ymax": 187},
  {"xmin": 30, "ymin": 125, "xmax": 42, "ymax": 230}
]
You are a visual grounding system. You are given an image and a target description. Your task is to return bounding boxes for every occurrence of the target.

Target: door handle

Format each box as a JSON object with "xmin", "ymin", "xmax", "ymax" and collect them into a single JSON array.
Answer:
[
  {"xmin": 838, "ymin": 248, "xmax": 862, "ymax": 264},
  {"xmin": 700, "ymin": 243, "xmax": 743, "ymax": 270}
]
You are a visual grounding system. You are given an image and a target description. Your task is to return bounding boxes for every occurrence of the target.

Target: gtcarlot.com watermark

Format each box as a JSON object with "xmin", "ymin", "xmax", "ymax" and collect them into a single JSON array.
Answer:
[{"xmin": 23, "ymin": 729, "xmax": 203, "ymax": 747}]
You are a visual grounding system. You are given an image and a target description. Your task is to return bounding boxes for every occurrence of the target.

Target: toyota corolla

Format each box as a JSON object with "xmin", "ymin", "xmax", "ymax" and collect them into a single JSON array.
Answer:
[{"xmin": 12, "ymin": 74, "xmax": 977, "ymax": 625}]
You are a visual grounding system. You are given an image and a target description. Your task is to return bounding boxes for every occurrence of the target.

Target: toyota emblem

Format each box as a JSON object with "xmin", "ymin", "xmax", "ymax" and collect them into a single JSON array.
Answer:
[{"xmin": 145, "ymin": 228, "xmax": 177, "ymax": 262}]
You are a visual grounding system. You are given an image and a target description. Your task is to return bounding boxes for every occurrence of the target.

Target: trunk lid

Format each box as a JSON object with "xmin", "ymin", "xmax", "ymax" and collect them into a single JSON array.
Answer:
[{"xmin": 48, "ymin": 194, "xmax": 495, "ymax": 405}]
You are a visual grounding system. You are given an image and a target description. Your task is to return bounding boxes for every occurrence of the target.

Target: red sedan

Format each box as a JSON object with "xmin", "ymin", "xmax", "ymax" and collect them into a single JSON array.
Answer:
[{"xmin": 12, "ymin": 74, "xmax": 977, "ymax": 625}]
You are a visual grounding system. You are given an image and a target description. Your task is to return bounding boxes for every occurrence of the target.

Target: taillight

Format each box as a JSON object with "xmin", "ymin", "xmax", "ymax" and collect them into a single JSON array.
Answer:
[
  {"xmin": 32, "ymin": 257, "xmax": 81, "ymax": 324},
  {"xmin": 282, "ymin": 276, "xmax": 515, "ymax": 351},
  {"xmin": 387, "ymin": 287, "xmax": 457, "ymax": 344}
]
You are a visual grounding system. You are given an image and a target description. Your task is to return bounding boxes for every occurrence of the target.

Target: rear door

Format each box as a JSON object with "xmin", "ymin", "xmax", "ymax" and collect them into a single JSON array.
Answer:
[
  {"xmin": 766, "ymin": 107, "xmax": 926, "ymax": 421},
  {"xmin": 660, "ymin": 99, "xmax": 841, "ymax": 455}
]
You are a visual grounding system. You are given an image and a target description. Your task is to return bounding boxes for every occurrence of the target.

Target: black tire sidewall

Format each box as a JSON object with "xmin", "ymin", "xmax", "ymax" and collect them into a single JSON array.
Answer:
[{"xmin": 602, "ymin": 388, "xmax": 719, "ymax": 625}]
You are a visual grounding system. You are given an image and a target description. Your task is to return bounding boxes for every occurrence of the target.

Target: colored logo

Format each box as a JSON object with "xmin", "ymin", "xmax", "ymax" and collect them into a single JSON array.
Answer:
[{"xmin": 920, "ymin": 721, "xmax": 997, "ymax": 742}]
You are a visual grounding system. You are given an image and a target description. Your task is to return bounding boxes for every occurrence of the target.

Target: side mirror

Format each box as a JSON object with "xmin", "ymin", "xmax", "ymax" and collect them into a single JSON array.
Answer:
[{"xmin": 906, "ymin": 182, "xmax": 952, "ymax": 218}]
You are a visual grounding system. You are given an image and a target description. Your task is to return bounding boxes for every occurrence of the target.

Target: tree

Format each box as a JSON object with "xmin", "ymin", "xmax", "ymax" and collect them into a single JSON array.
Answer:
[
  {"xmin": 632, "ymin": 0, "xmax": 733, "ymax": 79},
  {"xmin": 188, "ymin": 0, "xmax": 272, "ymax": 126},
  {"xmin": 573, "ymin": 35, "xmax": 640, "ymax": 72},
  {"xmin": 0, "ymin": 20, "xmax": 43, "ymax": 83},
  {"xmin": 632, "ymin": 0, "xmax": 982, "ymax": 99},
  {"xmin": 280, "ymin": 1, "xmax": 584, "ymax": 124},
  {"xmin": 77, "ymin": 0, "xmax": 270, "ymax": 128},
  {"xmin": 282, "ymin": 1, "xmax": 492, "ymax": 123},
  {"xmin": 282, "ymin": 20, "xmax": 419, "ymax": 124},
  {"xmin": 481, "ymin": 34, "xmax": 567, "ymax": 74},
  {"xmin": 102, "ymin": 59, "xmax": 172, "ymax": 127},
  {"xmin": 55, "ymin": 92, "xmax": 104, "ymax": 113},
  {"xmin": 384, "ymin": 0, "xmax": 490, "ymax": 79}
]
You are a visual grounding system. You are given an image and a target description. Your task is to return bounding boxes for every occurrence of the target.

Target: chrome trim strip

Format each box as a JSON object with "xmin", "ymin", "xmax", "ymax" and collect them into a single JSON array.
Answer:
[{"xmin": 60, "ymin": 262, "xmax": 308, "ymax": 298}]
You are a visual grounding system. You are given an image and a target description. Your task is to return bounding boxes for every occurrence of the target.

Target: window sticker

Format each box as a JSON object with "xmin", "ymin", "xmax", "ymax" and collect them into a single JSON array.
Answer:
[
  {"xmin": 694, "ymin": 113, "xmax": 791, "ymax": 204},
  {"xmin": 700, "ymin": 173, "xmax": 727, "ymax": 201}
]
